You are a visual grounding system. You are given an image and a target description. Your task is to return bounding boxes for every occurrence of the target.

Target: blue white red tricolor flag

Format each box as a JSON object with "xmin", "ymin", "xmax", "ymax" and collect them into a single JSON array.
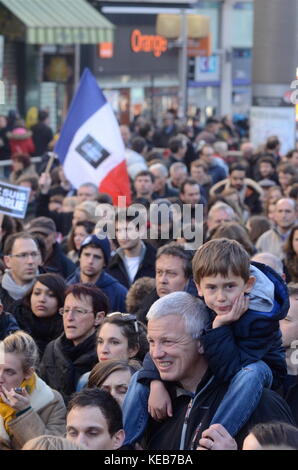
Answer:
[{"xmin": 55, "ymin": 68, "xmax": 131, "ymax": 206}]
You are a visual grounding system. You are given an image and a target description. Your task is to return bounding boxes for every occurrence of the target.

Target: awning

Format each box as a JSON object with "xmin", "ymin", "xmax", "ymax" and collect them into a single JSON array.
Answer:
[{"xmin": 0, "ymin": 0, "xmax": 114, "ymax": 44}]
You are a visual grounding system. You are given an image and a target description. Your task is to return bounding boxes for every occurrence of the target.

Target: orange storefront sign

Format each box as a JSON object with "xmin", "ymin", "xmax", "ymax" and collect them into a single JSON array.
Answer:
[
  {"xmin": 130, "ymin": 29, "xmax": 168, "ymax": 58},
  {"xmin": 98, "ymin": 42, "xmax": 114, "ymax": 59},
  {"xmin": 187, "ymin": 34, "xmax": 212, "ymax": 57}
]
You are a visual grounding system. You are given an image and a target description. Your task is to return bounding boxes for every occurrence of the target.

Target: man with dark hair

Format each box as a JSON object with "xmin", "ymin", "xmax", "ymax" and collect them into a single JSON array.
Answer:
[
  {"xmin": 210, "ymin": 162, "xmax": 263, "ymax": 214},
  {"xmin": 255, "ymin": 155, "xmax": 278, "ymax": 183},
  {"xmin": 66, "ymin": 388, "xmax": 125, "ymax": 450},
  {"xmin": 277, "ymin": 162, "xmax": 297, "ymax": 195},
  {"xmin": 153, "ymin": 111, "xmax": 177, "ymax": 148},
  {"xmin": 28, "ymin": 216, "xmax": 76, "ymax": 279},
  {"xmin": 31, "ymin": 109, "xmax": 54, "ymax": 156},
  {"xmin": 133, "ymin": 170, "xmax": 155, "ymax": 202},
  {"xmin": 67, "ymin": 234, "xmax": 127, "ymax": 311},
  {"xmin": 178, "ymin": 178, "xmax": 207, "ymax": 220},
  {"xmin": 1, "ymin": 232, "xmax": 40, "ymax": 311},
  {"xmin": 136, "ymin": 242, "xmax": 196, "ymax": 324},
  {"xmin": 265, "ymin": 135, "xmax": 281, "ymax": 164},
  {"xmin": 167, "ymin": 136, "xmax": 188, "ymax": 167},
  {"xmin": 199, "ymin": 144, "xmax": 228, "ymax": 185},
  {"xmin": 195, "ymin": 117, "xmax": 221, "ymax": 145},
  {"xmin": 106, "ymin": 213, "xmax": 156, "ymax": 289},
  {"xmin": 286, "ymin": 149, "xmax": 298, "ymax": 170},
  {"xmin": 40, "ymin": 284, "xmax": 108, "ymax": 403}
]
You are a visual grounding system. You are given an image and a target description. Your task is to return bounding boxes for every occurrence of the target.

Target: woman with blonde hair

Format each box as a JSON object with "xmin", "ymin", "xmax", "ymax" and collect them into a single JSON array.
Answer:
[{"xmin": 0, "ymin": 331, "xmax": 66, "ymax": 450}]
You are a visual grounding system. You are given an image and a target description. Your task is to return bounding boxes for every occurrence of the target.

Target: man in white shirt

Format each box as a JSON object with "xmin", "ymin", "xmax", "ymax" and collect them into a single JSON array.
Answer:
[{"xmin": 106, "ymin": 213, "xmax": 156, "ymax": 289}]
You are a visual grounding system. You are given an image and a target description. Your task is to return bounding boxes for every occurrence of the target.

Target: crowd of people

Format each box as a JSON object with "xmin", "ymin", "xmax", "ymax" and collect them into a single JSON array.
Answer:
[{"xmin": 0, "ymin": 107, "xmax": 298, "ymax": 450}]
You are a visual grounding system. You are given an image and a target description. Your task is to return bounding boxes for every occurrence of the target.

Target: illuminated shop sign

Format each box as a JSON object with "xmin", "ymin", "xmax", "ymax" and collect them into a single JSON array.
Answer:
[{"xmin": 130, "ymin": 29, "xmax": 168, "ymax": 58}]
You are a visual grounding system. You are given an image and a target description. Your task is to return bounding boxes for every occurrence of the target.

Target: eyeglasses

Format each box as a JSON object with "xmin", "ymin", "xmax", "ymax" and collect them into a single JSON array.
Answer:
[
  {"xmin": 107, "ymin": 313, "xmax": 139, "ymax": 333},
  {"xmin": 59, "ymin": 307, "xmax": 94, "ymax": 317},
  {"xmin": 9, "ymin": 251, "xmax": 40, "ymax": 260}
]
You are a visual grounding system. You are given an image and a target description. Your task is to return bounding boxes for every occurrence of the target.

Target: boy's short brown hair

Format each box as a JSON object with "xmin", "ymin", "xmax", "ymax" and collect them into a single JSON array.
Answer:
[{"xmin": 192, "ymin": 238, "xmax": 250, "ymax": 284}]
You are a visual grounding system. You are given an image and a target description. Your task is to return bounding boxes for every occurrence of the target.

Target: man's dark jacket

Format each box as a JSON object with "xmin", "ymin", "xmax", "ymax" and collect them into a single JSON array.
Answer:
[
  {"xmin": 39, "ymin": 332, "xmax": 97, "ymax": 404},
  {"xmin": 144, "ymin": 369, "xmax": 295, "ymax": 450},
  {"xmin": 45, "ymin": 242, "xmax": 76, "ymax": 279},
  {"xmin": 106, "ymin": 243, "xmax": 156, "ymax": 289},
  {"xmin": 67, "ymin": 268, "xmax": 128, "ymax": 312}
]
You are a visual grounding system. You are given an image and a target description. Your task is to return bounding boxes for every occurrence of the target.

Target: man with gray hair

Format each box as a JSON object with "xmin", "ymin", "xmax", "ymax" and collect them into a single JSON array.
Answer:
[
  {"xmin": 206, "ymin": 202, "xmax": 236, "ymax": 238},
  {"xmin": 256, "ymin": 198, "xmax": 297, "ymax": 259},
  {"xmin": 251, "ymin": 252, "xmax": 285, "ymax": 280},
  {"xmin": 123, "ymin": 291, "xmax": 294, "ymax": 450},
  {"xmin": 167, "ymin": 162, "xmax": 188, "ymax": 192},
  {"xmin": 150, "ymin": 163, "xmax": 179, "ymax": 200}
]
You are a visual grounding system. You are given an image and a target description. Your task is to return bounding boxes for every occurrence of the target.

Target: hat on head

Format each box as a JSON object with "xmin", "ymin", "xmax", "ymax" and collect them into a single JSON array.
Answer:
[
  {"xmin": 28, "ymin": 217, "xmax": 57, "ymax": 236},
  {"xmin": 79, "ymin": 234, "xmax": 111, "ymax": 265}
]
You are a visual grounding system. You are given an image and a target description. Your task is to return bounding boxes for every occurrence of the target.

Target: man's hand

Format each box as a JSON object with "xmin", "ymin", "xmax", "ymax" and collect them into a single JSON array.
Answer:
[
  {"xmin": 148, "ymin": 380, "xmax": 173, "ymax": 421},
  {"xmin": 197, "ymin": 424, "xmax": 238, "ymax": 450},
  {"xmin": 213, "ymin": 293, "xmax": 248, "ymax": 329},
  {"xmin": 38, "ymin": 172, "xmax": 52, "ymax": 194}
]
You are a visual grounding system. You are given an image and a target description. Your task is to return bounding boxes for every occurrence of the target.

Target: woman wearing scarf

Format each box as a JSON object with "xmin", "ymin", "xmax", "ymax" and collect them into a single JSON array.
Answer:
[
  {"xmin": 9, "ymin": 273, "xmax": 66, "ymax": 357},
  {"xmin": 0, "ymin": 331, "xmax": 66, "ymax": 450}
]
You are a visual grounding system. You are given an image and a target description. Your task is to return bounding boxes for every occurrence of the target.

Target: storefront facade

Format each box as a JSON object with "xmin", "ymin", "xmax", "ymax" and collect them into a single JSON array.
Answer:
[{"xmin": 93, "ymin": 17, "xmax": 180, "ymax": 124}]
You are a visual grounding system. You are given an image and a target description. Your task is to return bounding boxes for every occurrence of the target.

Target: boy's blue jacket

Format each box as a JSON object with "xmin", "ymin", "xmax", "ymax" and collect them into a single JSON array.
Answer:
[
  {"xmin": 200, "ymin": 261, "xmax": 288, "ymax": 388},
  {"xmin": 138, "ymin": 261, "xmax": 288, "ymax": 389}
]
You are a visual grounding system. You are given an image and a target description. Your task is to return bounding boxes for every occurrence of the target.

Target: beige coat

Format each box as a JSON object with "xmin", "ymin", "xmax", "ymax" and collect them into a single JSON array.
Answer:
[{"xmin": 0, "ymin": 377, "xmax": 66, "ymax": 450}]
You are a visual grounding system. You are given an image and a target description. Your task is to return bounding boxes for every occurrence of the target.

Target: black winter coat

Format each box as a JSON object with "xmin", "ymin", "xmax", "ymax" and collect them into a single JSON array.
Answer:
[
  {"xmin": 44, "ymin": 243, "xmax": 76, "ymax": 279},
  {"xmin": 39, "ymin": 333, "xmax": 98, "ymax": 404},
  {"xmin": 145, "ymin": 369, "xmax": 295, "ymax": 450},
  {"xmin": 10, "ymin": 300, "xmax": 63, "ymax": 356}
]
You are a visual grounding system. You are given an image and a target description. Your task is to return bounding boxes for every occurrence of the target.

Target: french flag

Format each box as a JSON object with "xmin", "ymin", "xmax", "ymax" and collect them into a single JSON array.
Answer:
[{"xmin": 55, "ymin": 68, "xmax": 131, "ymax": 206}]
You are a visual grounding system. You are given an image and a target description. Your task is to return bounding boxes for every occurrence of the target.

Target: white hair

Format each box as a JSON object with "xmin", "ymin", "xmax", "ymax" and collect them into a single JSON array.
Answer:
[
  {"xmin": 150, "ymin": 163, "xmax": 168, "ymax": 178},
  {"xmin": 251, "ymin": 252, "xmax": 284, "ymax": 276},
  {"xmin": 146, "ymin": 292, "xmax": 209, "ymax": 339},
  {"xmin": 208, "ymin": 202, "xmax": 235, "ymax": 220},
  {"xmin": 169, "ymin": 162, "xmax": 188, "ymax": 175}
]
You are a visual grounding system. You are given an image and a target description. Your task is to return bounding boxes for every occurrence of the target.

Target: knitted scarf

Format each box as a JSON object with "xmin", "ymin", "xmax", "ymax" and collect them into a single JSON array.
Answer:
[{"xmin": 2, "ymin": 271, "xmax": 36, "ymax": 301}]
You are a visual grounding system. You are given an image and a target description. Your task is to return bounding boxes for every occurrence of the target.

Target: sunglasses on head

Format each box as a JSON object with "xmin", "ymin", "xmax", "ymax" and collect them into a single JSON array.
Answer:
[{"xmin": 107, "ymin": 312, "xmax": 139, "ymax": 333}]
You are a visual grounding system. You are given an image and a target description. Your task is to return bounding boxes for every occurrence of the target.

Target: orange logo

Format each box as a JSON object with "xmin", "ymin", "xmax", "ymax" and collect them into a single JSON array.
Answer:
[{"xmin": 131, "ymin": 29, "xmax": 168, "ymax": 58}]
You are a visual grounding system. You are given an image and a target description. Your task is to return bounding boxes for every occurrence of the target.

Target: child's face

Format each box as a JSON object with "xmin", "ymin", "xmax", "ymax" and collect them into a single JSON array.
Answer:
[{"xmin": 196, "ymin": 272, "xmax": 255, "ymax": 316}]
